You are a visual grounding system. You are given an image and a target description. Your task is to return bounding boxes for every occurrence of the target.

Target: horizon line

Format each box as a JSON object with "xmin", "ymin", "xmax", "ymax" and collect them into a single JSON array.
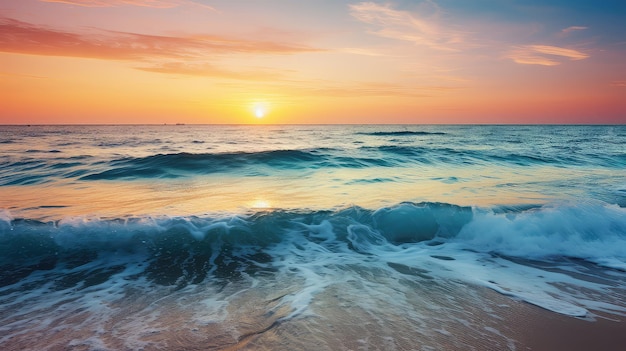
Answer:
[{"xmin": 2, "ymin": 123, "xmax": 625, "ymax": 127}]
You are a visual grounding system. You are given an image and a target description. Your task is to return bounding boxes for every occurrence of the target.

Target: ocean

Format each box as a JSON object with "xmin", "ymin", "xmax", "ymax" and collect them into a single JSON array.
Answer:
[{"xmin": 1, "ymin": 124, "xmax": 625, "ymax": 350}]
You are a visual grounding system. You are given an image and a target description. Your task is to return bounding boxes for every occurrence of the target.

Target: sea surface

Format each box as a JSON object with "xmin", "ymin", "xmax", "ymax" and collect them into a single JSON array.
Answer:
[{"xmin": 1, "ymin": 124, "xmax": 625, "ymax": 350}]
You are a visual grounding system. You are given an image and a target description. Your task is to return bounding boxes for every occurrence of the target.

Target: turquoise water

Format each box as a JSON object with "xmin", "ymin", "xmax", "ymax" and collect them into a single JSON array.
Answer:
[
  {"xmin": 1, "ymin": 125, "xmax": 625, "ymax": 350},
  {"xmin": 2, "ymin": 125, "xmax": 625, "ymax": 217}
]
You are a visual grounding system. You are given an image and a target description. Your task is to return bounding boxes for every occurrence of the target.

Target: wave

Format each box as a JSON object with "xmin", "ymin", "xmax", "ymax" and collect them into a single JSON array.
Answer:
[
  {"xmin": 2, "ymin": 138, "xmax": 624, "ymax": 184},
  {"xmin": 79, "ymin": 150, "xmax": 322, "ymax": 180},
  {"xmin": 362, "ymin": 145, "xmax": 626, "ymax": 168},
  {"xmin": 77, "ymin": 145, "xmax": 624, "ymax": 182},
  {"xmin": 0, "ymin": 156, "xmax": 92, "ymax": 186},
  {"xmin": 358, "ymin": 131, "xmax": 447, "ymax": 136},
  {"xmin": 2, "ymin": 201, "xmax": 624, "ymax": 278},
  {"xmin": 0, "ymin": 150, "xmax": 325, "ymax": 184},
  {"xmin": 1, "ymin": 201, "xmax": 626, "ymax": 321},
  {"xmin": 79, "ymin": 150, "xmax": 397, "ymax": 180}
]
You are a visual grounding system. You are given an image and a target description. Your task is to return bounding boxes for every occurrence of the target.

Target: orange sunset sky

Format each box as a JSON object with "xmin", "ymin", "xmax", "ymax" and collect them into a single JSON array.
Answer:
[{"xmin": 1, "ymin": 0, "xmax": 625, "ymax": 124}]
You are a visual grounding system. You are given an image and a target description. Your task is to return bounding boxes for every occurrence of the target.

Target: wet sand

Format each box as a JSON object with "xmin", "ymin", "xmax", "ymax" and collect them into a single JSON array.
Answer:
[
  {"xmin": 504, "ymin": 300, "xmax": 626, "ymax": 351},
  {"xmin": 215, "ymin": 280, "xmax": 626, "ymax": 351},
  {"xmin": 1, "ymin": 273, "xmax": 624, "ymax": 351},
  {"xmin": 434, "ymin": 286, "xmax": 626, "ymax": 351},
  {"xmin": 235, "ymin": 284, "xmax": 626, "ymax": 351}
]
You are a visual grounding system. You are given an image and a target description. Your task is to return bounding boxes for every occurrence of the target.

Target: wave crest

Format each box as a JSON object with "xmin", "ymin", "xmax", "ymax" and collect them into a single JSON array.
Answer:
[{"xmin": 2, "ymin": 202, "xmax": 625, "ymax": 276}]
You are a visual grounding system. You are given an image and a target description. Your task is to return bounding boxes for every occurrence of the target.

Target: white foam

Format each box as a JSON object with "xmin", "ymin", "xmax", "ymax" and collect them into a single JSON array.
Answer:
[
  {"xmin": 416, "ymin": 245, "xmax": 626, "ymax": 317},
  {"xmin": 457, "ymin": 203, "xmax": 626, "ymax": 262},
  {"xmin": 265, "ymin": 229, "xmax": 342, "ymax": 320},
  {"xmin": 299, "ymin": 220, "xmax": 336, "ymax": 242},
  {"xmin": 592, "ymin": 257, "xmax": 626, "ymax": 271}
]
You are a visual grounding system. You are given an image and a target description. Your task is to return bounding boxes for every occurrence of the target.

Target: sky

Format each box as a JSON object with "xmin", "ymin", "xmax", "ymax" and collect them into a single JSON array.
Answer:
[{"xmin": 1, "ymin": 0, "xmax": 625, "ymax": 124}]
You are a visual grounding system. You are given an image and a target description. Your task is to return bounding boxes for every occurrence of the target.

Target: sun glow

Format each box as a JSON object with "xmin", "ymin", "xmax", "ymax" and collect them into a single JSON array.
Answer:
[{"xmin": 251, "ymin": 199, "xmax": 271, "ymax": 209}]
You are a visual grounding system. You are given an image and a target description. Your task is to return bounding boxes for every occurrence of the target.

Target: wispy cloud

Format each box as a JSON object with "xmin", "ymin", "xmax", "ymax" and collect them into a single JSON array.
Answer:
[
  {"xmin": 349, "ymin": 1, "xmax": 465, "ymax": 51},
  {"xmin": 136, "ymin": 61, "xmax": 284, "ymax": 80},
  {"xmin": 0, "ymin": 17, "xmax": 317, "ymax": 73},
  {"xmin": 216, "ymin": 73, "xmax": 466, "ymax": 101},
  {"xmin": 507, "ymin": 44, "xmax": 589, "ymax": 66},
  {"xmin": 0, "ymin": 71, "xmax": 48, "ymax": 79},
  {"xmin": 39, "ymin": 0, "xmax": 214, "ymax": 10},
  {"xmin": 611, "ymin": 80, "xmax": 626, "ymax": 87},
  {"xmin": 302, "ymin": 81, "xmax": 457, "ymax": 97},
  {"xmin": 305, "ymin": 75, "xmax": 463, "ymax": 97},
  {"xmin": 339, "ymin": 47, "xmax": 389, "ymax": 57},
  {"xmin": 561, "ymin": 26, "xmax": 588, "ymax": 34},
  {"xmin": 530, "ymin": 45, "xmax": 589, "ymax": 60}
]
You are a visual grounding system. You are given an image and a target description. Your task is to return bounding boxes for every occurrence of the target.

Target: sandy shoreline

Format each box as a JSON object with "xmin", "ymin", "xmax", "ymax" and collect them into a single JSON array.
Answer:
[
  {"xmin": 1, "ymin": 283, "xmax": 625, "ymax": 351},
  {"xmin": 2, "ymin": 249, "xmax": 625, "ymax": 351},
  {"xmin": 507, "ymin": 305, "xmax": 626, "ymax": 351},
  {"xmin": 220, "ymin": 282, "xmax": 626, "ymax": 351},
  {"xmin": 459, "ymin": 287, "xmax": 626, "ymax": 351}
]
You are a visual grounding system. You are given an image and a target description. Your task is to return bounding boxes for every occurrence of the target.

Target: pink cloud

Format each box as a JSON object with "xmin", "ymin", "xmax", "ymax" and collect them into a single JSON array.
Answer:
[
  {"xmin": 0, "ymin": 17, "xmax": 319, "ymax": 79},
  {"xmin": 0, "ymin": 17, "xmax": 317, "ymax": 60},
  {"xmin": 135, "ymin": 61, "xmax": 285, "ymax": 80},
  {"xmin": 507, "ymin": 45, "xmax": 589, "ymax": 66},
  {"xmin": 349, "ymin": 1, "xmax": 466, "ymax": 51},
  {"xmin": 39, "ymin": 0, "xmax": 214, "ymax": 10}
]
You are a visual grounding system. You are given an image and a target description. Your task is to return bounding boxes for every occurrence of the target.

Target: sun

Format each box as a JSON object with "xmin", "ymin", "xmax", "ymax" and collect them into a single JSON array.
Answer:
[
  {"xmin": 251, "ymin": 199, "xmax": 271, "ymax": 209},
  {"xmin": 253, "ymin": 102, "xmax": 268, "ymax": 119},
  {"xmin": 255, "ymin": 106, "xmax": 265, "ymax": 118}
]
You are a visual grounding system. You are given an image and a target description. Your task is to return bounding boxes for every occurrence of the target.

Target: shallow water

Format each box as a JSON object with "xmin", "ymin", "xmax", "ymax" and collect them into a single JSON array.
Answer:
[{"xmin": 1, "ymin": 125, "xmax": 625, "ymax": 350}]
